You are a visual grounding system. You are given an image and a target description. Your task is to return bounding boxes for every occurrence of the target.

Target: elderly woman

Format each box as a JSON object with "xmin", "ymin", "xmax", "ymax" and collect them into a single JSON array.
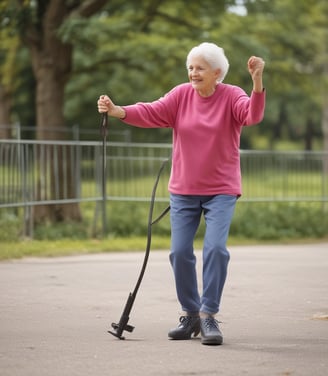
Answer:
[{"xmin": 97, "ymin": 42, "xmax": 265, "ymax": 346}]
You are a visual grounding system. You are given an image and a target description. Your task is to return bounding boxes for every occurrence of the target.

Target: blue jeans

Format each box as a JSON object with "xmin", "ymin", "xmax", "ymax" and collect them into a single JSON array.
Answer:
[{"xmin": 169, "ymin": 194, "xmax": 237, "ymax": 315}]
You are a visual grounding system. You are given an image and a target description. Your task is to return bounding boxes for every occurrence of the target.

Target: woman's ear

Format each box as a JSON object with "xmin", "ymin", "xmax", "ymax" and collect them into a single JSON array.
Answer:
[{"xmin": 214, "ymin": 68, "xmax": 221, "ymax": 81}]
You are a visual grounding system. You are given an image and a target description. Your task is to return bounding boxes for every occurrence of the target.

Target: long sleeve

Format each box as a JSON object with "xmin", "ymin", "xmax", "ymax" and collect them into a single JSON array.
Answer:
[
  {"xmin": 121, "ymin": 87, "xmax": 180, "ymax": 129},
  {"xmin": 232, "ymin": 88, "xmax": 266, "ymax": 126}
]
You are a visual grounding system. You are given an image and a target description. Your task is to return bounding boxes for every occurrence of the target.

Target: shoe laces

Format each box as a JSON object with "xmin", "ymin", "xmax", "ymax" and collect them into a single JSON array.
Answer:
[
  {"xmin": 179, "ymin": 315, "xmax": 197, "ymax": 327},
  {"xmin": 202, "ymin": 317, "xmax": 220, "ymax": 330},
  {"xmin": 180, "ymin": 316, "xmax": 191, "ymax": 324}
]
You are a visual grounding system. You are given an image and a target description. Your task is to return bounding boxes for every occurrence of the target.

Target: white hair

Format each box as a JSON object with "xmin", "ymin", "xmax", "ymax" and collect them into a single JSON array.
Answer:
[{"xmin": 186, "ymin": 42, "xmax": 230, "ymax": 83}]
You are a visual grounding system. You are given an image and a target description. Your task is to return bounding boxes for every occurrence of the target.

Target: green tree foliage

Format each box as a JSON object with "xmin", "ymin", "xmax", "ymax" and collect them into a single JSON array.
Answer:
[
  {"xmin": 62, "ymin": 0, "xmax": 327, "ymax": 149},
  {"xmin": 62, "ymin": 0, "xmax": 233, "ymax": 141},
  {"xmin": 2, "ymin": 0, "xmax": 327, "ymax": 149},
  {"xmin": 240, "ymin": 0, "xmax": 328, "ymax": 150},
  {"xmin": 0, "ymin": 0, "xmax": 21, "ymax": 137}
]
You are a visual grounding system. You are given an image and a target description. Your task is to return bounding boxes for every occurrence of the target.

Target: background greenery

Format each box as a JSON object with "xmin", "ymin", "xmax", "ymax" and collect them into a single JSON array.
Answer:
[
  {"xmin": 1, "ymin": 0, "xmax": 327, "ymax": 149},
  {"xmin": 1, "ymin": 0, "xmax": 327, "ymax": 258},
  {"xmin": 1, "ymin": 200, "xmax": 327, "ymax": 260}
]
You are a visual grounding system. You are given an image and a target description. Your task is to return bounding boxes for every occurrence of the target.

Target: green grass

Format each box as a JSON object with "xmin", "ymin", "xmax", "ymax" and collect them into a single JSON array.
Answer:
[
  {"xmin": 244, "ymin": 173, "xmax": 324, "ymax": 198},
  {"xmin": 0, "ymin": 237, "xmax": 165, "ymax": 260},
  {"xmin": 1, "ymin": 235, "xmax": 327, "ymax": 261}
]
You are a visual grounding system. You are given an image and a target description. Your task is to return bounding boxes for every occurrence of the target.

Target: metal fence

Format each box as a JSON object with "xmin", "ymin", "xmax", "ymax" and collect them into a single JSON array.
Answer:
[{"xmin": 1, "ymin": 139, "xmax": 328, "ymax": 209}]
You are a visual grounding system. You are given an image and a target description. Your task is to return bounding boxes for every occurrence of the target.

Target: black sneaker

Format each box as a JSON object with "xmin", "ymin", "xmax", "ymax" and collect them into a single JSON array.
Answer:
[
  {"xmin": 200, "ymin": 317, "xmax": 223, "ymax": 345},
  {"xmin": 168, "ymin": 316, "xmax": 200, "ymax": 340}
]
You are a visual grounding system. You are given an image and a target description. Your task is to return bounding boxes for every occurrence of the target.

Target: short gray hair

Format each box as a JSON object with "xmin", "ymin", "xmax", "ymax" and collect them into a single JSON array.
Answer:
[{"xmin": 186, "ymin": 42, "xmax": 230, "ymax": 83}]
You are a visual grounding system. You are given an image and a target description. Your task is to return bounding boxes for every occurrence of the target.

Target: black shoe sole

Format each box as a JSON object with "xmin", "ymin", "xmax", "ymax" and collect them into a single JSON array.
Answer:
[
  {"xmin": 201, "ymin": 336, "xmax": 223, "ymax": 345},
  {"xmin": 168, "ymin": 326, "xmax": 200, "ymax": 340},
  {"xmin": 168, "ymin": 320, "xmax": 200, "ymax": 340}
]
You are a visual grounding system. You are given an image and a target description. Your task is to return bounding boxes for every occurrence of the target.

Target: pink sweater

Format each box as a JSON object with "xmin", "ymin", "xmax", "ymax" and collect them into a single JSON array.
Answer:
[{"xmin": 122, "ymin": 82, "xmax": 265, "ymax": 196}]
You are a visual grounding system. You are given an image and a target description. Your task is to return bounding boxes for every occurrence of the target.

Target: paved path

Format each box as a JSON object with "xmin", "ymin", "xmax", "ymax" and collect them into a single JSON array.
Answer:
[{"xmin": 0, "ymin": 243, "xmax": 327, "ymax": 376}]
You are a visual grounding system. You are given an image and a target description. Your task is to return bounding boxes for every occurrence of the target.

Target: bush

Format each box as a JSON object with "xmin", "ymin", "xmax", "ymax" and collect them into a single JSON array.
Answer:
[
  {"xmin": 230, "ymin": 202, "xmax": 328, "ymax": 240},
  {"xmin": 33, "ymin": 221, "xmax": 90, "ymax": 240},
  {"xmin": 0, "ymin": 212, "xmax": 21, "ymax": 242},
  {"xmin": 0, "ymin": 201, "xmax": 327, "ymax": 242},
  {"xmin": 107, "ymin": 201, "xmax": 171, "ymax": 236}
]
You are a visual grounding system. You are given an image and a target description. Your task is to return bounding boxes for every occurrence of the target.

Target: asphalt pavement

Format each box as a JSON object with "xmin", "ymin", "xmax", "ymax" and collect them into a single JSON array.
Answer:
[{"xmin": 0, "ymin": 243, "xmax": 327, "ymax": 376}]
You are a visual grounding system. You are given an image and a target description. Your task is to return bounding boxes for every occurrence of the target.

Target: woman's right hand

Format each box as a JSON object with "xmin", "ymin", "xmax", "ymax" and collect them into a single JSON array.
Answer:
[{"xmin": 97, "ymin": 95, "xmax": 126, "ymax": 119}]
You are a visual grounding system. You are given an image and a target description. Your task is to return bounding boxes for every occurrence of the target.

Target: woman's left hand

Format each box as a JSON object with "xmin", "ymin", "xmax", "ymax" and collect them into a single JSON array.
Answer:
[{"xmin": 248, "ymin": 56, "xmax": 265, "ymax": 80}]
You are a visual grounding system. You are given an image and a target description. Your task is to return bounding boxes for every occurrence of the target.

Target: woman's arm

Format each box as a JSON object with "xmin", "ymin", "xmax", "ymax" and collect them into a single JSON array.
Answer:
[
  {"xmin": 247, "ymin": 56, "xmax": 265, "ymax": 93},
  {"xmin": 97, "ymin": 85, "xmax": 181, "ymax": 129}
]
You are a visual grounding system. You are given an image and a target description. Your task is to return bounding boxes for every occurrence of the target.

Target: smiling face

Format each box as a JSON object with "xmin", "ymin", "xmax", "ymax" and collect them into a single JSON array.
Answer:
[{"xmin": 187, "ymin": 56, "xmax": 221, "ymax": 97}]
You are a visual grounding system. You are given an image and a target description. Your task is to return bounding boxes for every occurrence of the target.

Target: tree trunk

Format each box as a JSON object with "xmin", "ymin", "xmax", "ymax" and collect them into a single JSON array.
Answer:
[
  {"xmin": 0, "ymin": 85, "xmax": 12, "ymax": 139},
  {"xmin": 323, "ymin": 93, "xmax": 328, "ymax": 175},
  {"xmin": 26, "ymin": 5, "xmax": 81, "ymax": 223},
  {"xmin": 322, "ymin": 52, "xmax": 328, "ymax": 176}
]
